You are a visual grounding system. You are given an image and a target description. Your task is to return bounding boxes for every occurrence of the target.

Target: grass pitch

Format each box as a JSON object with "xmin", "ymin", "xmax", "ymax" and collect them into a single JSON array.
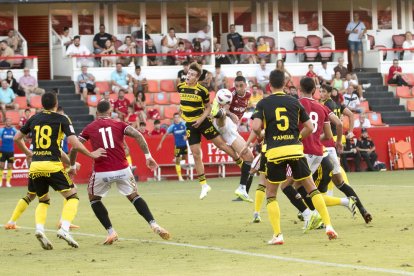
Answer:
[{"xmin": 1, "ymin": 171, "xmax": 414, "ymax": 275}]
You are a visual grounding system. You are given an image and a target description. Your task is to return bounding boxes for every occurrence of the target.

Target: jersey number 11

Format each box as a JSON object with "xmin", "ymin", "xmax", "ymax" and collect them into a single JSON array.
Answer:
[{"xmin": 99, "ymin": 127, "xmax": 115, "ymax": 149}]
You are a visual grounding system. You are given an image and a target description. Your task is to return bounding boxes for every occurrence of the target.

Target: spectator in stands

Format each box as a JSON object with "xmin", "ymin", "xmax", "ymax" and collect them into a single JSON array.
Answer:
[
  {"xmin": 130, "ymin": 65, "xmax": 148, "ymax": 96},
  {"xmin": 306, "ymin": 64, "xmax": 320, "ymax": 88},
  {"xmin": 340, "ymin": 136, "xmax": 361, "ymax": 172},
  {"xmin": 176, "ymin": 61, "xmax": 189, "ymax": 84},
  {"xmin": 0, "ymin": 80, "xmax": 18, "ymax": 121},
  {"xmin": 101, "ymin": 91, "xmax": 116, "ymax": 117},
  {"xmin": 191, "ymin": 41, "xmax": 205, "ymax": 65},
  {"xmin": 256, "ymin": 59, "xmax": 271, "ymax": 91},
  {"xmin": 60, "ymin": 27, "xmax": 73, "ymax": 49},
  {"xmin": 331, "ymin": 87, "xmax": 344, "ymax": 105},
  {"xmin": 196, "ymin": 25, "xmax": 211, "ymax": 52},
  {"xmin": 175, "ymin": 41, "xmax": 189, "ymax": 65},
  {"xmin": 334, "ymin": 57, "xmax": 348, "ymax": 79},
  {"xmin": 276, "ymin": 59, "xmax": 292, "ymax": 87},
  {"xmin": 66, "ymin": 35, "xmax": 94, "ymax": 67},
  {"xmin": 77, "ymin": 65, "xmax": 98, "ymax": 100},
  {"xmin": 200, "ymin": 71, "xmax": 214, "ymax": 91},
  {"xmin": 287, "ymin": 86, "xmax": 299, "ymax": 99},
  {"xmin": 5, "ymin": 70, "xmax": 24, "ymax": 96},
  {"xmin": 354, "ymin": 112, "xmax": 371, "ymax": 128},
  {"xmin": 343, "ymin": 86, "xmax": 361, "ymax": 113},
  {"xmin": 101, "ymin": 39, "xmax": 117, "ymax": 67},
  {"xmin": 93, "ymin": 24, "xmax": 114, "ymax": 54},
  {"xmin": 238, "ymin": 118, "xmax": 250, "ymax": 132},
  {"xmin": 161, "ymin": 27, "xmax": 178, "ymax": 65},
  {"xmin": 19, "ymin": 108, "xmax": 31, "ymax": 128},
  {"xmin": 332, "ymin": 71, "xmax": 346, "ymax": 94},
  {"xmin": 344, "ymin": 72, "xmax": 363, "ymax": 100},
  {"xmin": 117, "ymin": 36, "xmax": 137, "ymax": 66},
  {"xmin": 111, "ymin": 62, "xmax": 133, "ymax": 94},
  {"xmin": 197, "ymin": 62, "xmax": 209, "ymax": 82},
  {"xmin": 346, "ymin": 13, "xmax": 366, "ymax": 71},
  {"xmin": 150, "ymin": 119, "xmax": 167, "ymax": 136},
  {"xmin": 146, "ymin": 39, "xmax": 159, "ymax": 66},
  {"xmin": 213, "ymin": 64, "xmax": 227, "ymax": 91},
  {"xmin": 214, "ymin": 42, "xmax": 231, "ymax": 66},
  {"xmin": 356, "ymin": 129, "xmax": 378, "ymax": 171},
  {"xmin": 132, "ymin": 24, "xmax": 151, "ymax": 41},
  {"xmin": 248, "ymin": 84, "xmax": 263, "ymax": 111},
  {"xmin": 241, "ymin": 38, "xmax": 257, "ymax": 64},
  {"xmin": 403, "ymin": 31, "xmax": 414, "ymax": 61},
  {"xmin": 6, "ymin": 29, "xmax": 22, "ymax": 53},
  {"xmin": 125, "ymin": 105, "xmax": 138, "ymax": 129},
  {"xmin": 0, "ymin": 40, "xmax": 14, "ymax": 68},
  {"xmin": 317, "ymin": 61, "xmax": 334, "ymax": 85},
  {"xmin": 387, "ymin": 59, "xmax": 411, "ymax": 87},
  {"xmin": 138, "ymin": 121, "xmax": 150, "ymax": 135},
  {"xmin": 114, "ymin": 89, "xmax": 130, "ymax": 120},
  {"xmin": 227, "ymin": 24, "xmax": 244, "ymax": 64},
  {"xmin": 257, "ymin": 37, "xmax": 270, "ymax": 61},
  {"xmin": 134, "ymin": 91, "xmax": 147, "ymax": 123},
  {"xmin": 18, "ymin": 68, "xmax": 45, "ymax": 106}
]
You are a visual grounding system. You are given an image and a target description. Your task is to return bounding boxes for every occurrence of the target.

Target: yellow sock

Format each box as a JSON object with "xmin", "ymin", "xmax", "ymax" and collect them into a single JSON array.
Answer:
[
  {"xmin": 6, "ymin": 169, "xmax": 12, "ymax": 183},
  {"xmin": 198, "ymin": 174, "xmax": 207, "ymax": 185},
  {"xmin": 35, "ymin": 202, "xmax": 49, "ymax": 226},
  {"xmin": 9, "ymin": 198, "xmax": 30, "ymax": 223},
  {"xmin": 254, "ymin": 184, "xmax": 266, "ymax": 213},
  {"xmin": 266, "ymin": 197, "xmax": 281, "ymax": 235},
  {"xmin": 310, "ymin": 190, "xmax": 332, "ymax": 227},
  {"xmin": 322, "ymin": 194, "xmax": 342, "ymax": 206},
  {"xmin": 126, "ymin": 155, "xmax": 132, "ymax": 165},
  {"xmin": 175, "ymin": 164, "xmax": 182, "ymax": 178},
  {"xmin": 61, "ymin": 198, "xmax": 79, "ymax": 223}
]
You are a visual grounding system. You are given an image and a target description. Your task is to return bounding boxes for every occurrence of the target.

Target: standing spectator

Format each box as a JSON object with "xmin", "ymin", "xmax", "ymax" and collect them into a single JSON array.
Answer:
[
  {"xmin": 117, "ymin": 36, "xmax": 137, "ymax": 66},
  {"xmin": 18, "ymin": 68, "xmax": 45, "ymax": 106},
  {"xmin": 145, "ymin": 39, "xmax": 159, "ymax": 66},
  {"xmin": 332, "ymin": 71, "xmax": 346, "ymax": 94},
  {"xmin": 257, "ymin": 37, "xmax": 270, "ymax": 62},
  {"xmin": 130, "ymin": 65, "xmax": 148, "ymax": 96},
  {"xmin": 354, "ymin": 112, "xmax": 372, "ymax": 128},
  {"xmin": 306, "ymin": 64, "xmax": 320, "ymax": 88},
  {"xmin": 114, "ymin": 89, "xmax": 130, "ymax": 120},
  {"xmin": 174, "ymin": 41, "xmax": 189, "ymax": 65},
  {"xmin": 196, "ymin": 25, "xmax": 211, "ymax": 52},
  {"xmin": 66, "ymin": 35, "xmax": 94, "ymax": 67},
  {"xmin": 101, "ymin": 39, "xmax": 117, "ymax": 67},
  {"xmin": 248, "ymin": 85, "xmax": 263, "ymax": 111},
  {"xmin": 111, "ymin": 63, "xmax": 133, "ymax": 94},
  {"xmin": 60, "ymin": 27, "xmax": 73, "ymax": 49},
  {"xmin": 0, "ymin": 40, "xmax": 14, "ymax": 68},
  {"xmin": 356, "ymin": 129, "xmax": 378, "ymax": 171},
  {"xmin": 138, "ymin": 122, "xmax": 150, "ymax": 135},
  {"xmin": 77, "ymin": 65, "xmax": 99, "ymax": 100},
  {"xmin": 0, "ymin": 80, "xmax": 19, "ymax": 120},
  {"xmin": 214, "ymin": 42, "xmax": 231, "ymax": 66},
  {"xmin": 93, "ymin": 24, "xmax": 114, "ymax": 54},
  {"xmin": 213, "ymin": 64, "xmax": 227, "ymax": 91},
  {"xmin": 161, "ymin": 27, "xmax": 178, "ymax": 65},
  {"xmin": 177, "ymin": 61, "xmax": 189, "ymax": 84},
  {"xmin": 241, "ymin": 38, "xmax": 257, "ymax": 64},
  {"xmin": 276, "ymin": 59, "xmax": 292, "ymax": 86},
  {"xmin": 387, "ymin": 59, "xmax": 411, "ymax": 87},
  {"xmin": 340, "ymin": 137, "xmax": 361, "ymax": 172},
  {"xmin": 19, "ymin": 108, "xmax": 32, "ymax": 128},
  {"xmin": 346, "ymin": 13, "xmax": 366, "ymax": 70},
  {"xmin": 132, "ymin": 24, "xmax": 151, "ymax": 41},
  {"xmin": 6, "ymin": 29, "xmax": 22, "ymax": 53},
  {"xmin": 5, "ymin": 70, "xmax": 24, "ymax": 96},
  {"xmin": 150, "ymin": 119, "xmax": 166, "ymax": 136},
  {"xmin": 343, "ymin": 88, "xmax": 361, "ymax": 113},
  {"xmin": 134, "ymin": 92, "xmax": 147, "ymax": 123},
  {"xmin": 403, "ymin": 31, "xmax": 414, "ymax": 61},
  {"xmin": 0, "ymin": 118, "xmax": 17, "ymax": 187},
  {"xmin": 317, "ymin": 61, "xmax": 334, "ymax": 85},
  {"xmin": 237, "ymin": 118, "xmax": 250, "ymax": 132},
  {"xmin": 333, "ymin": 57, "xmax": 348, "ymax": 79},
  {"xmin": 227, "ymin": 24, "xmax": 244, "ymax": 64},
  {"xmin": 256, "ymin": 59, "xmax": 271, "ymax": 91}
]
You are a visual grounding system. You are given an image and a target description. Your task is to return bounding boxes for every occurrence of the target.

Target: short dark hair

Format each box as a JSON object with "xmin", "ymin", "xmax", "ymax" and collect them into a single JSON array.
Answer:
[
  {"xmin": 140, "ymin": 122, "xmax": 146, "ymax": 127},
  {"xmin": 252, "ymin": 84, "xmax": 258, "ymax": 89},
  {"xmin": 24, "ymin": 108, "xmax": 31, "ymax": 112},
  {"xmin": 182, "ymin": 61, "xmax": 189, "ymax": 66},
  {"xmin": 178, "ymin": 41, "xmax": 184, "ymax": 46},
  {"xmin": 235, "ymin": 76, "xmax": 246, "ymax": 83},
  {"xmin": 322, "ymin": 84, "xmax": 333, "ymax": 93},
  {"xmin": 215, "ymin": 64, "xmax": 221, "ymax": 69},
  {"xmin": 99, "ymin": 24, "xmax": 105, "ymax": 28},
  {"xmin": 97, "ymin": 100, "xmax": 111, "ymax": 113},
  {"xmin": 300, "ymin": 77, "xmax": 315, "ymax": 94},
  {"xmin": 173, "ymin": 112, "xmax": 180, "ymax": 117},
  {"xmin": 41, "ymin": 92, "xmax": 57, "ymax": 110},
  {"xmin": 321, "ymin": 61, "xmax": 328, "ymax": 65},
  {"xmin": 269, "ymin": 70, "xmax": 285, "ymax": 90},
  {"xmin": 154, "ymin": 119, "xmax": 161, "ymax": 125},
  {"xmin": 116, "ymin": 62, "xmax": 123, "ymax": 66},
  {"xmin": 135, "ymin": 65, "xmax": 141, "ymax": 70},
  {"xmin": 74, "ymin": 35, "xmax": 80, "ymax": 40},
  {"xmin": 393, "ymin": 59, "xmax": 399, "ymax": 62},
  {"xmin": 169, "ymin": 27, "xmax": 175, "ymax": 31},
  {"xmin": 189, "ymin": 62, "xmax": 202, "ymax": 77},
  {"xmin": 63, "ymin": 27, "xmax": 69, "ymax": 32},
  {"xmin": 308, "ymin": 64, "xmax": 313, "ymax": 68}
]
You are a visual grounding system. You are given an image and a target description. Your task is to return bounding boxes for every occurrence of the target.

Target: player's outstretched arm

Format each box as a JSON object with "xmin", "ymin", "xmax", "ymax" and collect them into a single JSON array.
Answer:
[
  {"xmin": 13, "ymin": 131, "xmax": 32, "ymax": 157},
  {"xmin": 125, "ymin": 126, "xmax": 158, "ymax": 171},
  {"xmin": 157, "ymin": 132, "xmax": 169, "ymax": 151},
  {"xmin": 67, "ymin": 135, "xmax": 107, "ymax": 159}
]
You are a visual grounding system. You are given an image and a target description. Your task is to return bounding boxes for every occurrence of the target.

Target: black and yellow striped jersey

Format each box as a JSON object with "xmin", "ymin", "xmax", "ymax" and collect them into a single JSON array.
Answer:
[
  {"xmin": 177, "ymin": 82, "xmax": 210, "ymax": 122},
  {"xmin": 322, "ymin": 98, "xmax": 345, "ymax": 136},
  {"xmin": 20, "ymin": 111, "xmax": 76, "ymax": 172},
  {"xmin": 252, "ymin": 91, "xmax": 309, "ymax": 162}
]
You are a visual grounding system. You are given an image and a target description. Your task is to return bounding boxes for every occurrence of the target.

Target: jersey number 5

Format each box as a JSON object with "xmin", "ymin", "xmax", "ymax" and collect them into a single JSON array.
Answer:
[
  {"xmin": 275, "ymin": 107, "xmax": 289, "ymax": 131},
  {"xmin": 34, "ymin": 125, "xmax": 52, "ymax": 149},
  {"xmin": 99, "ymin": 127, "xmax": 115, "ymax": 149}
]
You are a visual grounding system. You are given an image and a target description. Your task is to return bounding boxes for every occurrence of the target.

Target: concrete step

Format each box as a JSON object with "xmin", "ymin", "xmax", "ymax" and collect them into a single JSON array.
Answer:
[{"xmin": 369, "ymin": 105, "xmax": 405, "ymax": 112}]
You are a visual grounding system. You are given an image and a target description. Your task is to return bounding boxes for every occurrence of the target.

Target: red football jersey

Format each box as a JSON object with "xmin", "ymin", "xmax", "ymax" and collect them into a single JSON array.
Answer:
[
  {"xmin": 150, "ymin": 128, "xmax": 166, "ymax": 136},
  {"xmin": 114, "ymin": 98, "xmax": 130, "ymax": 116},
  {"xmin": 299, "ymin": 97, "xmax": 330, "ymax": 156},
  {"xmin": 321, "ymin": 105, "xmax": 336, "ymax": 148},
  {"xmin": 79, "ymin": 118, "xmax": 130, "ymax": 172},
  {"xmin": 229, "ymin": 87, "xmax": 251, "ymax": 120}
]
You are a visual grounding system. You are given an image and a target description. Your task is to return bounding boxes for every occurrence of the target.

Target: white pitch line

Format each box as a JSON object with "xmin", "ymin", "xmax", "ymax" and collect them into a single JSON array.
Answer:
[{"xmin": 2, "ymin": 225, "xmax": 414, "ymax": 276}]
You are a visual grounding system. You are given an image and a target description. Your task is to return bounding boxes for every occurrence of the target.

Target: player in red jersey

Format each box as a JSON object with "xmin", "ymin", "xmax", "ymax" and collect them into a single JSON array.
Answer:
[
  {"xmin": 69, "ymin": 100, "xmax": 170, "ymax": 245},
  {"xmin": 211, "ymin": 75, "xmax": 255, "ymax": 202}
]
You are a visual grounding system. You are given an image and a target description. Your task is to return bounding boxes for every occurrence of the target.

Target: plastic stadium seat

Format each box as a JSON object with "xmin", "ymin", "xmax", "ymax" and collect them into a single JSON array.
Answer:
[
  {"xmin": 164, "ymin": 105, "xmax": 179, "ymax": 119},
  {"xmin": 87, "ymin": 95, "xmax": 101, "ymax": 107},
  {"xmin": 147, "ymin": 80, "xmax": 159, "ymax": 93},
  {"xmin": 15, "ymin": 96, "xmax": 28, "ymax": 109},
  {"xmin": 6, "ymin": 110, "xmax": 21, "ymax": 125},
  {"xmin": 291, "ymin": 76, "xmax": 301, "ymax": 88},
  {"xmin": 304, "ymin": 47, "xmax": 318, "ymax": 61},
  {"xmin": 407, "ymin": 100, "xmax": 414, "ymax": 111},
  {"xmin": 160, "ymin": 80, "xmax": 176, "ymax": 92},
  {"xmin": 396, "ymin": 86, "xmax": 413, "ymax": 98},
  {"xmin": 12, "ymin": 54, "xmax": 24, "ymax": 69},
  {"xmin": 160, "ymin": 119, "xmax": 171, "ymax": 127},
  {"xmin": 359, "ymin": 101, "xmax": 370, "ymax": 112},
  {"xmin": 170, "ymin": 93, "xmax": 181, "ymax": 104},
  {"xmin": 95, "ymin": 82, "xmax": 111, "ymax": 93},
  {"xmin": 368, "ymin": 112, "xmax": 386, "ymax": 126},
  {"xmin": 404, "ymin": 74, "xmax": 414, "ymax": 85},
  {"xmin": 307, "ymin": 35, "xmax": 322, "ymax": 47},
  {"xmin": 124, "ymin": 93, "xmax": 135, "ymax": 103},
  {"xmin": 154, "ymin": 92, "xmax": 169, "ymax": 105},
  {"xmin": 30, "ymin": 95, "xmax": 42, "ymax": 109},
  {"xmin": 293, "ymin": 36, "xmax": 307, "ymax": 51},
  {"xmin": 145, "ymin": 94, "xmax": 154, "ymax": 105},
  {"xmin": 319, "ymin": 46, "xmax": 333, "ymax": 61}
]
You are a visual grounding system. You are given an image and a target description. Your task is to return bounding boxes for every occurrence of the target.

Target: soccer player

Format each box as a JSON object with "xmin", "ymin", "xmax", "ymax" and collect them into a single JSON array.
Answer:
[
  {"xmin": 0, "ymin": 118, "xmax": 17, "ymax": 187},
  {"xmin": 177, "ymin": 62, "xmax": 242, "ymax": 199},
  {"xmin": 14, "ymin": 92, "xmax": 106, "ymax": 250},
  {"xmin": 70, "ymin": 100, "xmax": 170, "ymax": 245},
  {"xmin": 157, "ymin": 112, "xmax": 187, "ymax": 181},
  {"xmin": 251, "ymin": 70, "xmax": 337, "ymax": 244}
]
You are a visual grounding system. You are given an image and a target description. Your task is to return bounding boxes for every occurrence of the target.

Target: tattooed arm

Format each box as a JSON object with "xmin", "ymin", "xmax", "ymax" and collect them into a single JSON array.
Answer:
[{"xmin": 125, "ymin": 126, "xmax": 158, "ymax": 170}]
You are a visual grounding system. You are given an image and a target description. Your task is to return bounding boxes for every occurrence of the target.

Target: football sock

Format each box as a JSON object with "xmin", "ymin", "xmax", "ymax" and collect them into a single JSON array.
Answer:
[
  {"xmin": 337, "ymin": 181, "xmax": 365, "ymax": 212},
  {"xmin": 198, "ymin": 174, "xmax": 207, "ymax": 185},
  {"xmin": 91, "ymin": 200, "xmax": 113, "ymax": 231},
  {"xmin": 327, "ymin": 181, "xmax": 334, "ymax": 196},
  {"xmin": 297, "ymin": 186, "xmax": 315, "ymax": 210},
  {"xmin": 9, "ymin": 196, "xmax": 32, "ymax": 223},
  {"xmin": 246, "ymin": 174, "xmax": 253, "ymax": 193},
  {"xmin": 35, "ymin": 200, "xmax": 50, "ymax": 231},
  {"xmin": 254, "ymin": 184, "xmax": 266, "ymax": 213},
  {"xmin": 61, "ymin": 196, "xmax": 79, "ymax": 231},
  {"xmin": 266, "ymin": 197, "xmax": 281, "ymax": 235},
  {"xmin": 322, "ymin": 195, "xmax": 342, "ymax": 206},
  {"xmin": 6, "ymin": 169, "xmax": 12, "ymax": 183},
  {"xmin": 0, "ymin": 169, "xmax": 3, "ymax": 181},
  {"xmin": 175, "ymin": 164, "xmax": 182, "ymax": 178},
  {"xmin": 239, "ymin": 162, "xmax": 251, "ymax": 187},
  {"xmin": 235, "ymin": 158, "xmax": 243, "ymax": 168},
  {"xmin": 310, "ymin": 189, "xmax": 332, "ymax": 227},
  {"xmin": 282, "ymin": 185, "xmax": 307, "ymax": 213},
  {"xmin": 131, "ymin": 196, "xmax": 155, "ymax": 224}
]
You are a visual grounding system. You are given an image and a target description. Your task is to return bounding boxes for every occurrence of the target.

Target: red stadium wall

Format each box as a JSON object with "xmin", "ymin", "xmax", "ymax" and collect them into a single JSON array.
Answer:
[{"xmin": 7, "ymin": 126, "xmax": 414, "ymax": 187}]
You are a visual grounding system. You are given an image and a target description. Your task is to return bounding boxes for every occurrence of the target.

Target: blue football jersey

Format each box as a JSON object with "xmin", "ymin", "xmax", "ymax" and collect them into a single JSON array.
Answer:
[
  {"xmin": 167, "ymin": 122, "xmax": 187, "ymax": 147},
  {"xmin": 0, "ymin": 127, "xmax": 17, "ymax": 152}
]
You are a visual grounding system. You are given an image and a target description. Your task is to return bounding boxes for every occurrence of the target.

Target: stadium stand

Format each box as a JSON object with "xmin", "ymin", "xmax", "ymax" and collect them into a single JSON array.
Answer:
[
  {"xmin": 160, "ymin": 79, "xmax": 176, "ymax": 92},
  {"xmin": 147, "ymin": 80, "xmax": 159, "ymax": 93}
]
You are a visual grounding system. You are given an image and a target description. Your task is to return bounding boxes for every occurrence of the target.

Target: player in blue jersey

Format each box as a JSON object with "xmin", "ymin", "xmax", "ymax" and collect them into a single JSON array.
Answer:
[
  {"xmin": 0, "ymin": 118, "xmax": 18, "ymax": 187},
  {"xmin": 157, "ymin": 113, "xmax": 187, "ymax": 181}
]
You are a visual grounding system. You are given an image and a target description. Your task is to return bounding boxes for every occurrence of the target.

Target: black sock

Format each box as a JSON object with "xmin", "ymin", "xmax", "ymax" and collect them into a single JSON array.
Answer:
[
  {"xmin": 337, "ymin": 182, "xmax": 365, "ymax": 212},
  {"xmin": 90, "ymin": 200, "xmax": 112, "ymax": 230},
  {"xmin": 131, "ymin": 196, "xmax": 155, "ymax": 224},
  {"xmin": 246, "ymin": 174, "xmax": 253, "ymax": 193},
  {"xmin": 239, "ymin": 162, "xmax": 251, "ymax": 187},
  {"xmin": 297, "ymin": 186, "xmax": 315, "ymax": 210},
  {"xmin": 282, "ymin": 185, "xmax": 308, "ymax": 213}
]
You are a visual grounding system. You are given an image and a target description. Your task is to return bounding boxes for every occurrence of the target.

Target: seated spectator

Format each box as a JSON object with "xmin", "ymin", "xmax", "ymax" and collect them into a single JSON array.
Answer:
[
  {"xmin": 117, "ymin": 36, "xmax": 137, "ymax": 66},
  {"xmin": 114, "ymin": 89, "xmax": 130, "ymax": 120},
  {"xmin": 333, "ymin": 57, "xmax": 348, "ymax": 79},
  {"xmin": 61, "ymin": 27, "xmax": 73, "ymax": 49},
  {"xmin": 0, "ymin": 40, "xmax": 14, "ymax": 68},
  {"xmin": 214, "ymin": 42, "xmax": 231, "ymax": 66},
  {"xmin": 6, "ymin": 29, "xmax": 22, "ymax": 53},
  {"xmin": 19, "ymin": 108, "xmax": 32, "ymax": 128},
  {"xmin": 241, "ymin": 38, "xmax": 257, "ymax": 64},
  {"xmin": 340, "ymin": 136, "xmax": 361, "ymax": 172},
  {"xmin": 175, "ymin": 41, "xmax": 190, "ymax": 65},
  {"xmin": 132, "ymin": 24, "xmax": 151, "ymax": 41},
  {"xmin": 354, "ymin": 112, "xmax": 371, "ymax": 128},
  {"xmin": 227, "ymin": 24, "xmax": 244, "ymax": 64},
  {"xmin": 130, "ymin": 65, "xmax": 148, "ymax": 96},
  {"xmin": 66, "ymin": 35, "xmax": 94, "ymax": 67},
  {"xmin": 197, "ymin": 63, "xmax": 209, "ymax": 82},
  {"xmin": 248, "ymin": 85, "xmax": 263, "ymax": 111},
  {"xmin": 77, "ymin": 65, "xmax": 99, "ymax": 100},
  {"xmin": 161, "ymin": 27, "xmax": 178, "ymax": 65},
  {"xmin": 150, "ymin": 119, "xmax": 167, "ymax": 135},
  {"xmin": 5, "ymin": 70, "xmax": 24, "ymax": 96},
  {"xmin": 317, "ymin": 61, "xmax": 334, "ymax": 85},
  {"xmin": 19, "ymin": 68, "xmax": 45, "ymax": 106},
  {"xmin": 125, "ymin": 105, "xmax": 138, "ymax": 128},
  {"xmin": 287, "ymin": 86, "xmax": 299, "ymax": 99},
  {"xmin": 196, "ymin": 25, "xmax": 211, "ymax": 52},
  {"xmin": 0, "ymin": 80, "xmax": 19, "ymax": 120},
  {"xmin": 134, "ymin": 91, "xmax": 147, "ymax": 122},
  {"xmin": 403, "ymin": 31, "xmax": 414, "ymax": 61},
  {"xmin": 256, "ymin": 59, "xmax": 271, "ymax": 91},
  {"xmin": 213, "ymin": 64, "xmax": 227, "ymax": 91},
  {"xmin": 111, "ymin": 63, "xmax": 133, "ymax": 93},
  {"xmin": 356, "ymin": 129, "xmax": 378, "ymax": 171},
  {"xmin": 343, "ymin": 87, "xmax": 361, "ymax": 113},
  {"xmin": 331, "ymin": 87, "xmax": 344, "ymax": 105},
  {"xmin": 101, "ymin": 91, "xmax": 116, "ymax": 115},
  {"xmin": 146, "ymin": 39, "xmax": 159, "ymax": 66},
  {"xmin": 257, "ymin": 37, "xmax": 270, "ymax": 61},
  {"xmin": 101, "ymin": 39, "xmax": 117, "ymax": 67},
  {"xmin": 200, "ymin": 71, "xmax": 214, "ymax": 91},
  {"xmin": 191, "ymin": 41, "xmax": 205, "ymax": 64},
  {"xmin": 93, "ymin": 24, "xmax": 114, "ymax": 54},
  {"xmin": 387, "ymin": 59, "xmax": 411, "ymax": 87},
  {"xmin": 238, "ymin": 118, "xmax": 250, "ymax": 132},
  {"xmin": 306, "ymin": 64, "xmax": 320, "ymax": 88},
  {"xmin": 332, "ymin": 71, "xmax": 346, "ymax": 94},
  {"xmin": 176, "ymin": 61, "xmax": 189, "ymax": 84},
  {"xmin": 138, "ymin": 121, "xmax": 150, "ymax": 135}
]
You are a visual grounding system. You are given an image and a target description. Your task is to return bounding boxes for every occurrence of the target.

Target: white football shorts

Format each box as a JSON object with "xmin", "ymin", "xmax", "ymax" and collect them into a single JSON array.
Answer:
[{"xmin": 88, "ymin": 167, "xmax": 136, "ymax": 197}]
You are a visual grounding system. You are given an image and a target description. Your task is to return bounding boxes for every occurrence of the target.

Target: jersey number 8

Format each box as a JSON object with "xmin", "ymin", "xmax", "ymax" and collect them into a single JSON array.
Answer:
[{"xmin": 309, "ymin": 112, "xmax": 318, "ymax": 133}]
